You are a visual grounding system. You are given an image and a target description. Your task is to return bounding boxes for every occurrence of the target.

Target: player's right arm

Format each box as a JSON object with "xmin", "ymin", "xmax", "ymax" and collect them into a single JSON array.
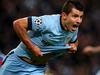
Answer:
[{"xmin": 13, "ymin": 17, "xmax": 43, "ymax": 56}]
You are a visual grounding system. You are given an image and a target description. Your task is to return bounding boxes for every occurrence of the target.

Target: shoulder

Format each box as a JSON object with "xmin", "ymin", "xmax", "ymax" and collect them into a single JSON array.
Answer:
[
  {"xmin": 41, "ymin": 14, "xmax": 60, "ymax": 22},
  {"xmin": 30, "ymin": 14, "xmax": 60, "ymax": 23}
]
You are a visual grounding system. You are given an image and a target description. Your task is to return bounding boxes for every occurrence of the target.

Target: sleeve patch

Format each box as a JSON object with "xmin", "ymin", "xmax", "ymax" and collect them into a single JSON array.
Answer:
[{"xmin": 34, "ymin": 17, "xmax": 42, "ymax": 26}]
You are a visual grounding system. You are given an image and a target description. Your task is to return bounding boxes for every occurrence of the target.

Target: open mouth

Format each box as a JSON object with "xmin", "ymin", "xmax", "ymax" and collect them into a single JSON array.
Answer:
[
  {"xmin": 73, "ymin": 24, "xmax": 78, "ymax": 28},
  {"xmin": 71, "ymin": 24, "xmax": 79, "ymax": 32}
]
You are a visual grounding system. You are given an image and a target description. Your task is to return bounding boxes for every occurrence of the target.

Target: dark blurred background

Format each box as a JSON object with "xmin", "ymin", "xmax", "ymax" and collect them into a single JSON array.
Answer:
[{"xmin": 0, "ymin": 0, "xmax": 100, "ymax": 75}]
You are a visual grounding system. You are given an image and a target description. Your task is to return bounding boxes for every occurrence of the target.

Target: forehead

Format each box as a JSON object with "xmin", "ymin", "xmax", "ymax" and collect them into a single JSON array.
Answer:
[{"xmin": 70, "ymin": 8, "xmax": 84, "ymax": 16}]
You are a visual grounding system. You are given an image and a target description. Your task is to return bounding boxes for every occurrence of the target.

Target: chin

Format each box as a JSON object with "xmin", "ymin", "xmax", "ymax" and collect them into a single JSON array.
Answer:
[{"xmin": 70, "ymin": 30, "xmax": 76, "ymax": 32}]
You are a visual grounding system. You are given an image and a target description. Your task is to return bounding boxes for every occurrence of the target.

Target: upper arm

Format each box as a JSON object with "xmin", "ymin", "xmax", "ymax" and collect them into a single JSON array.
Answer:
[
  {"xmin": 13, "ymin": 16, "xmax": 47, "ymax": 32},
  {"xmin": 13, "ymin": 17, "xmax": 28, "ymax": 30}
]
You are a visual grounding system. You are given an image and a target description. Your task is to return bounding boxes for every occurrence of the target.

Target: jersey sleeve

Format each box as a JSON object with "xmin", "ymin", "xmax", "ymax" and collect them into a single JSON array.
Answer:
[
  {"xmin": 28, "ymin": 16, "xmax": 46, "ymax": 32},
  {"xmin": 28, "ymin": 16, "xmax": 32, "ymax": 30}
]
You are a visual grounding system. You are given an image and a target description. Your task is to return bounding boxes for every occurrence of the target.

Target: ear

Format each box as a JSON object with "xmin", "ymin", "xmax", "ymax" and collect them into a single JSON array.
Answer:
[{"xmin": 61, "ymin": 12, "xmax": 67, "ymax": 20}]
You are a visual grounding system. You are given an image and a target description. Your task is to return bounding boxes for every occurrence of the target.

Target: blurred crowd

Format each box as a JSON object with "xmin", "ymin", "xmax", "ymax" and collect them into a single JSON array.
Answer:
[{"xmin": 0, "ymin": 0, "xmax": 100, "ymax": 75}]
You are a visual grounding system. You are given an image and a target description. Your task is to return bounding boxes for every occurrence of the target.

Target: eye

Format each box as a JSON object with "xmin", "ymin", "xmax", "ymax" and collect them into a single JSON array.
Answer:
[
  {"xmin": 80, "ymin": 16, "xmax": 83, "ymax": 19},
  {"xmin": 72, "ymin": 14, "xmax": 79, "ymax": 18}
]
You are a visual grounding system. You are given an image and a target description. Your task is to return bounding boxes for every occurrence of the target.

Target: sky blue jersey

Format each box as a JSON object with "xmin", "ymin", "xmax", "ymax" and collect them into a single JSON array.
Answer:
[{"xmin": 14, "ymin": 14, "xmax": 78, "ymax": 59}]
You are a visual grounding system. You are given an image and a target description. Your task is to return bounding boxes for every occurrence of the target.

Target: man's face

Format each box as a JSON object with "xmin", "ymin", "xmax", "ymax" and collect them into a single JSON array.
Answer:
[{"xmin": 61, "ymin": 8, "xmax": 84, "ymax": 32}]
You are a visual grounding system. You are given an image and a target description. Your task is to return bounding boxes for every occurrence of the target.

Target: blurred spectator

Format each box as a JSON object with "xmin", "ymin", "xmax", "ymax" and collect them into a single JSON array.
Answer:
[
  {"xmin": 83, "ymin": 46, "xmax": 100, "ymax": 75},
  {"xmin": 83, "ymin": 46, "xmax": 100, "ymax": 55}
]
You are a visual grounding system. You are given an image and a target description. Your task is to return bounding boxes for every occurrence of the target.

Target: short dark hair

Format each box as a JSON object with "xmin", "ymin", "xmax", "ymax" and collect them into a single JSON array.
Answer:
[{"xmin": 62, "ymin": 0, "xmax": 84, "ymax": 14}]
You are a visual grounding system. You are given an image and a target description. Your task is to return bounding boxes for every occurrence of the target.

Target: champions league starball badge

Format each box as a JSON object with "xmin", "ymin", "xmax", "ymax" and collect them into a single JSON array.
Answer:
[
  {"xmin": 34, "ymin": 17, "xmax": 43, "ymax": 30},
  {"xmin": 34, "ymin": 17, "xmax": 42, "ymax": 26}
]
